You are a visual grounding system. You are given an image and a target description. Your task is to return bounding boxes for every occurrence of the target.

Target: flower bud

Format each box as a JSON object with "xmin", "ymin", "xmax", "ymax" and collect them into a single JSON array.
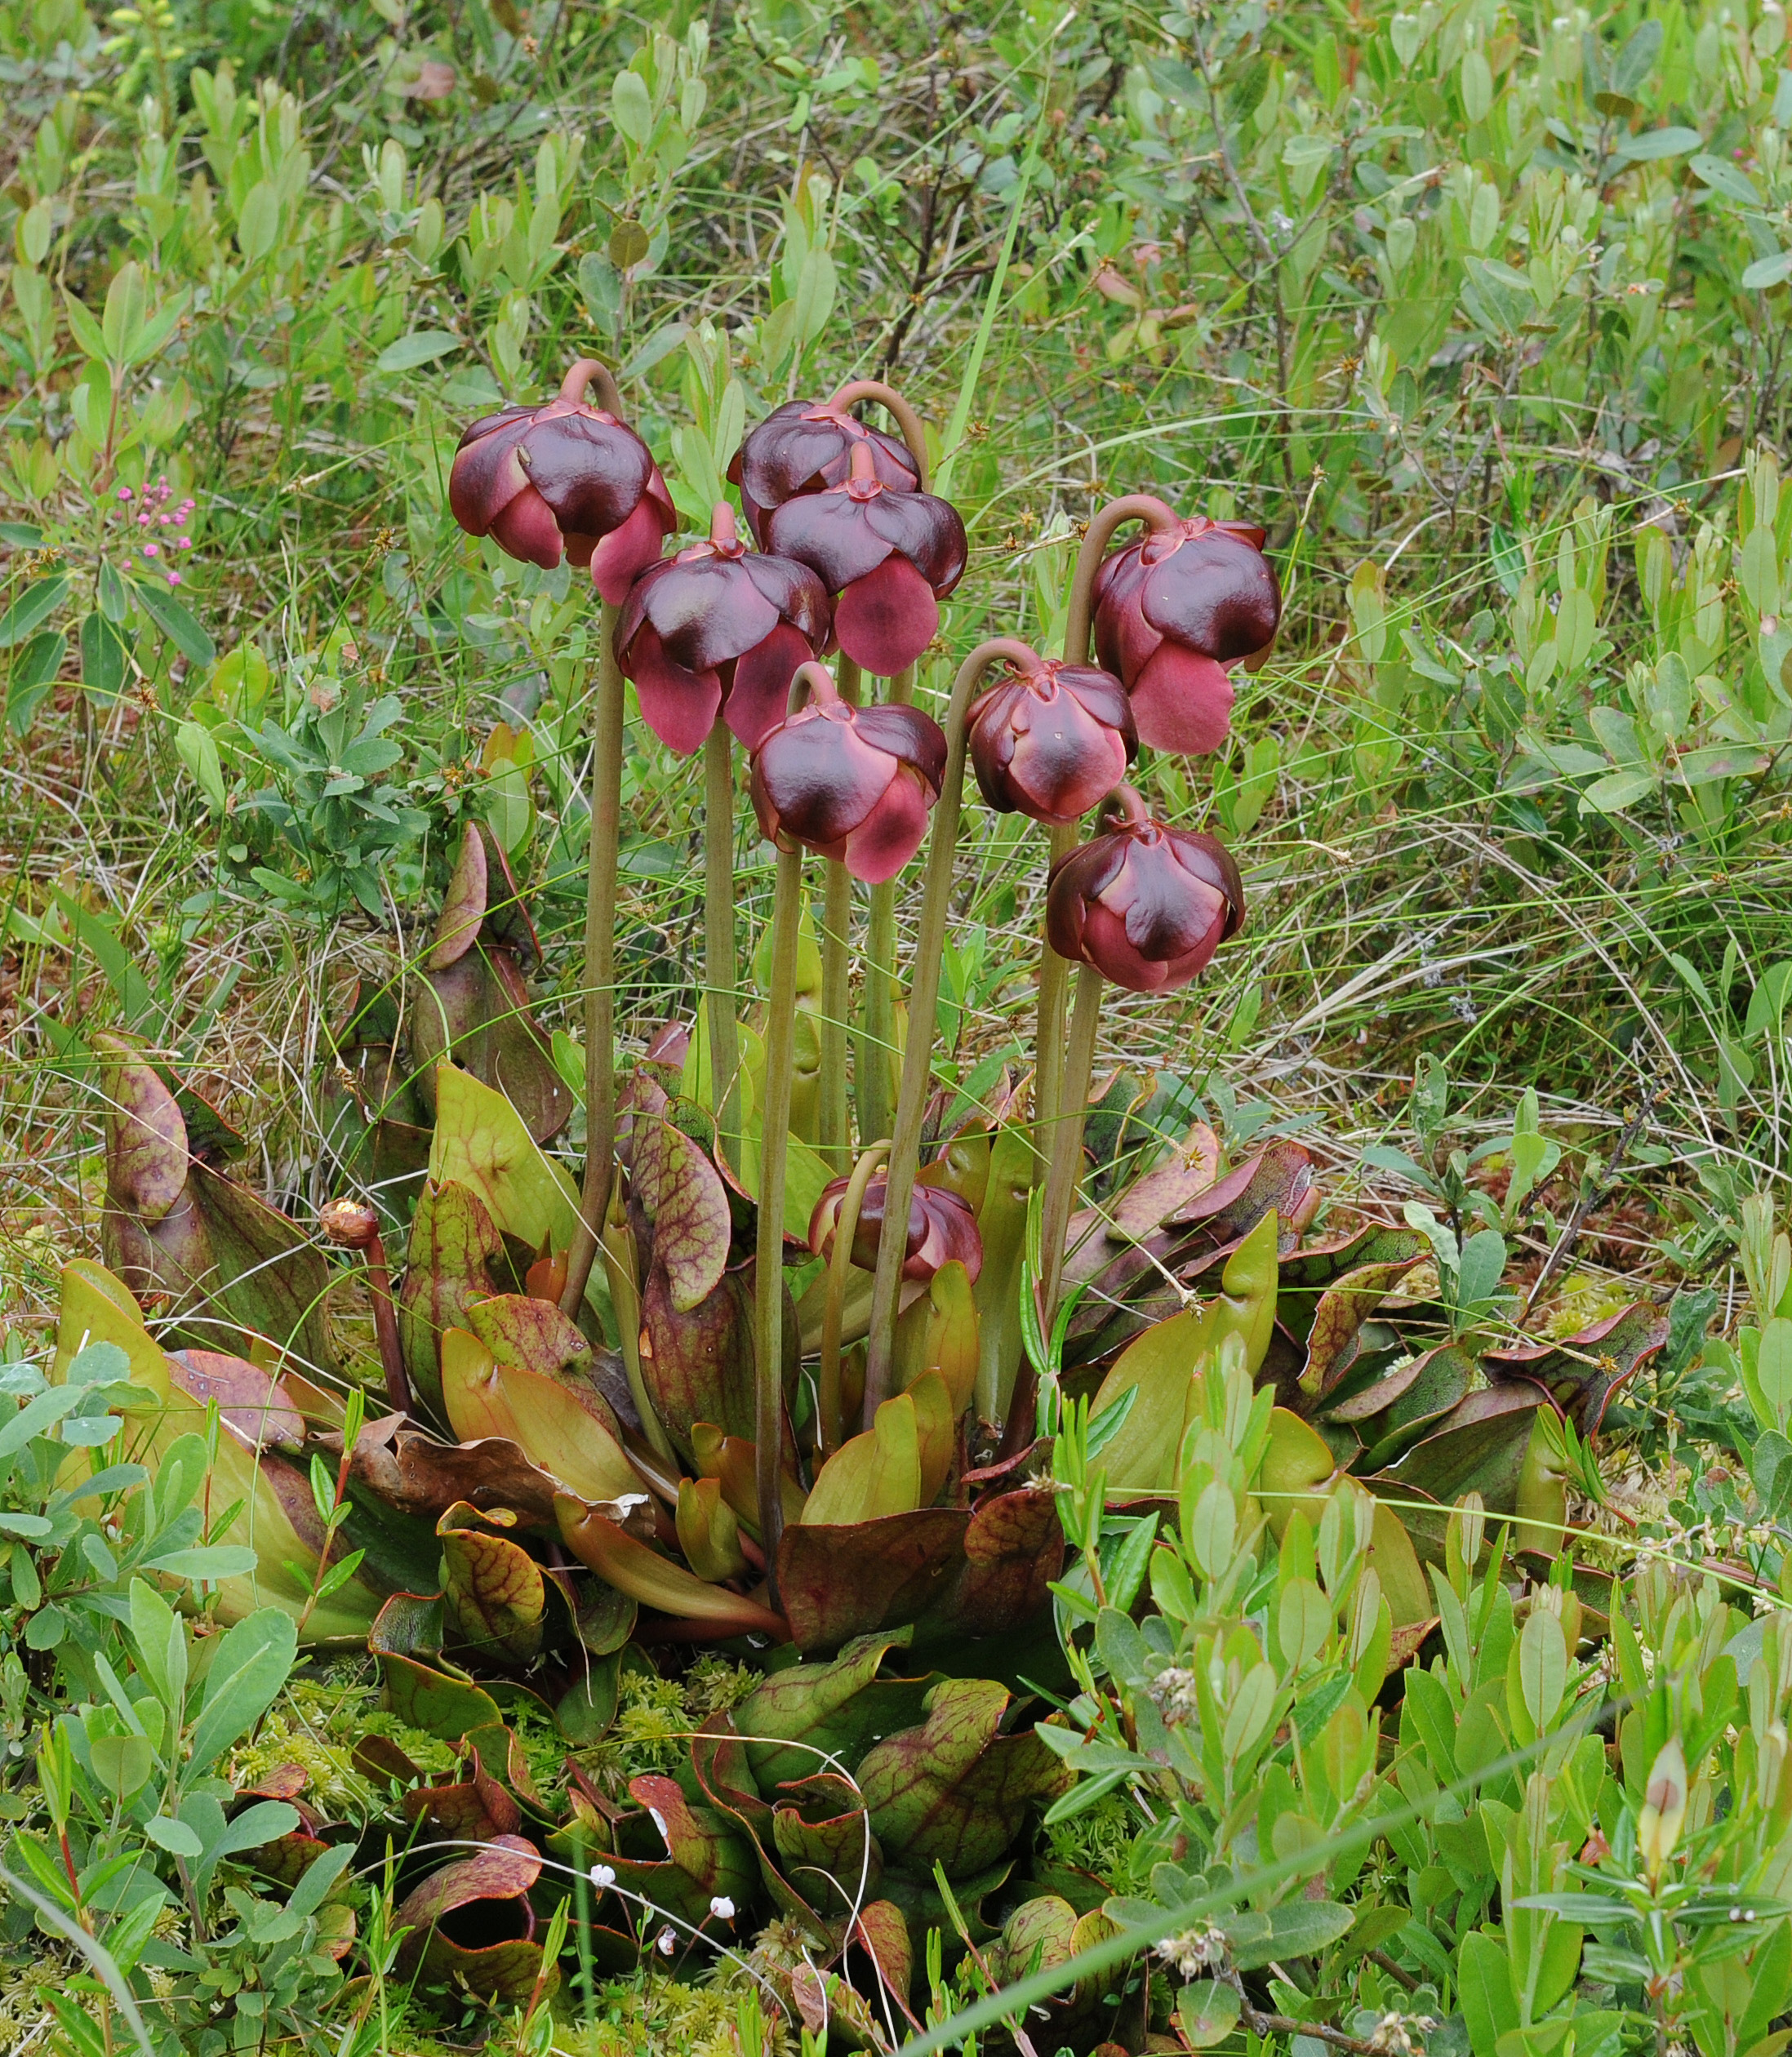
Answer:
[
  {"xmin": 767, "ymin": 444, "xmax": 966, "ymax": 676},
  {"xmin": 1092, "ymin": 515, "xmax": 1280, "ymax": 754},
  {"xmin": 1638, "ymin": 1736, "xmax": 1688, "ymax": 1875},
  {"xmin": 968, "ymin": 659, "xmax": 1135, "ymax": 824},
  {"xmin": 808, "ymin": 1174, "xmax": 983, "ymax": 1284},
  {"xmin": 448, "ymin": 360, "xmax": 676, "ymax": 599},
  {"xmin": 749, "ymin": 676, "xmax": 946, "ymax": 883},
  {"xmin": 616, "ymin": 504, "xmax": 831, "ymax": 754},
  {"xmin": 1047, "ymin": 788, "xmax": 1244, "ymax": 993},
  {"xmin": 319, "ymin": 1198, "xmax": 380, "ymax": 1250},
  {"xmin": 731, "ymin": 398, "xmax": 921, "ymax": 544}
]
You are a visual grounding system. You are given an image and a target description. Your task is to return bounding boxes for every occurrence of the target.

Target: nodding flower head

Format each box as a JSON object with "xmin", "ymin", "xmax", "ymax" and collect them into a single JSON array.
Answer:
[
  {"xmin": 749, "ymin": 666, "xmax": 946, "ymax": 883},
  {"xmin": 448, "ymin": 359, "xmax": 676, "ymax": 600},
  {"xmin": 968, "ymin": 658, "xmax": 1136, "ymax": 824},
  {"xmin": 808, "ymin": 1173, "xmax": 983, "ymax": 1284},
  {"xmin": 617, "ymin": 504, "xmax": 831, "ymax": 755},
  {"xmin": 1047, "ymin": 785, "xmax": 1244, "ymax": 993},
  {"xmin": 730, "ymin": 397, "xmax": 921, "ymax": 544},
  {"xmin": 766, "ymin": 443, "xmax": 966, "ymax": 677},
  {"xmin": 1092, "ymin": 513, "xmax": 1280, "ymax": 755}
]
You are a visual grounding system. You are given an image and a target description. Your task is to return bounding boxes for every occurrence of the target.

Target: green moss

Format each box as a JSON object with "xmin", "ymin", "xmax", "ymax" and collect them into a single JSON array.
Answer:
[
  {"xmin": 570, "ymin": 1973, "xmax": 794, "ymax": 2057},
  {"xmin": 1045, "ymin": 1785, "xmax": 1154, "ymax": 1892},
  {"xmin": 570, "ymin": 1657, "xmax": 758, "ymax": 1795},
  {"xmin": 229, "ymin": 1664, "xmax": 461, "ymax": 1815}
]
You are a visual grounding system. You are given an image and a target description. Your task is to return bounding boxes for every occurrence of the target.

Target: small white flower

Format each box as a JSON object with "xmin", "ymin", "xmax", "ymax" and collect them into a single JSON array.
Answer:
[
  {"xmin": 589, "ymin": 1864, "xmax": 616, "ymax": 1889},
  {"xmin": 656, "ymin": 1927, "xmax": 677, "ymax": 1956},
  {"xmin": 709, "ymin": 1895, "xmax": 736, "ymax": 1921}
]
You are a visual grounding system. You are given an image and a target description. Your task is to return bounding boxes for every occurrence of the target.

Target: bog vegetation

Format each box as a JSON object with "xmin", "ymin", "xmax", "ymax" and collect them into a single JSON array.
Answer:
[{"xmin": 4, "ymin": 0, "xmax": 1792, "ymax": 2051}]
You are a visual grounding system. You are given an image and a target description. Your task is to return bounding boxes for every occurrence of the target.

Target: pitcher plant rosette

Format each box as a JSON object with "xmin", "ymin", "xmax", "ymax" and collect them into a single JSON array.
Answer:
[{"xmin": 57, "ymin": 362, "xmax": 1664, "ymax": 2035}]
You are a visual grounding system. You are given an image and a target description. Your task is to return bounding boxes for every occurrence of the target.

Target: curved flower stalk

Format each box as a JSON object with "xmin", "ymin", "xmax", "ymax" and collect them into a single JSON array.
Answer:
[
  {"xmin": 616, "ymin": 500, "xmax": 831, "ymax": 1162},
  {"xmin": 448, "ymin": 359, "xmax": 675, "ymax": 599},
  {"xmin": 859, "ymin": 638, "xmax": 1054, "ymax": 1423},
  {"xmin": 735, "ymin": 380, "xmax": 937, "ymax": 1165},
  {"xmin": 1092, "ymin": 512, "xmax": 1281, "ymax": 753},
  {"xmin": 447, "ymin": 361, "xmax": 651, "ymax": 1326},
  {"xmin": 1034, "ymin": 785, "xmax": 1245, "ymax": 1336},
  {"xmin": 731, "ymin": 380, "xmax": 930, "ymax": 541}
]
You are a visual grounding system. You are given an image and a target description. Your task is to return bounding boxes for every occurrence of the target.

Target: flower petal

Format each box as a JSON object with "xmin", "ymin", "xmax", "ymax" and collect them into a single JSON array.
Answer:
[
  {"xmin": 741, "ymin": 553, "xmax": 833, "ymax": 643},
  {"xmin": 834, "ymin": 555, "xmax": 940, "ymax": 675},
  {"xmin": 767, "ymin": 494, "xmax": 894, "ymax": 593},
  {"xmin": 1093, "ymin": 581, "xmax": 1163, "ymax": 688},
  {"xmin": 591, "ymin": 495, "xmax": 677, "ymax": 605},
  {"xmin": 525, "ymin": 412, "xmax": 655, "ymax": 540},
  {"xmin": 861, "ymin": 491, "xmax": 969, "ymax": 595},
  {"xmin": 1108, "ymin": 835, "xmax": 1228, "ymax": 962},
  {"xmin": 627, "ymin": 629, "xmax": 722, "ymax": 757},
  {"xmin": 839, "ymin": 763, "xmax": 933, "ymax": 882},
  {"xmin": 852, "ymin": 702, "xmax": 948, "ymax": 793},
  {"xmin": 723, "ymin": 623, "xmax": 816, "ymax": 751},
  {"xmin": 645, "ymin": 558, "xmax": 780, "ymax": 672},
  {"xmin": 1138, "ymin": 528, "xmax": 1281, "ymax": 661},
  {"xmin": 1007, "ymin": 689, "xmax": 1130, "ymax": 823},
  {"xmin": 753, "ymin": 709, "xmax": 900, "ymax": 849},
  {"xmin": 449, "ymin": 415, "xmax": 531, "ymax": 535},
  {"xmin": 1081, "ymin": 903, "xmax": 1172, "ymax": 992},
  {"xmin": 1128, "ymin": 645, "xmax": 1235, "ymax": 755},
  {"xmin": 487, "ymin": 485, "xmax": 566, "ymax": 570}
]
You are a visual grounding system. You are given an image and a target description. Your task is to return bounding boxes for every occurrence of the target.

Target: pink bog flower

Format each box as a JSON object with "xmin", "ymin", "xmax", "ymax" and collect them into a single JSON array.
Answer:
[
  {"xmin": 730, "ymin": 398, "xmax": 920, "ymax": 544},
  {"xmin": 1047, "ymin": 786, "xmax": 1244, "ymax": 993},
  {"xmin": 1092, "ymin": 516, "xmax": 1280, "ymax": 754},
  {"xmin": 617, "ymin": 504, "xmax": 831, "ymax": 754},
  {"xmin": 968, "ymin": 659, "xmax": 1136, "ymax": 824},
  {"xmin": 749, "ymin": 669, "xmax": 945, "ymax": 883},
  {"xmin": 809, "ymin": 1174, "xmax": 983, "ymax": 1285},
  {"xmin": 448, "ymin": 359, "xmax": 676, "ymax": 600},
  {"xmin": 766, "ymin": 444, "xmax": 966, "ymax": 677}
]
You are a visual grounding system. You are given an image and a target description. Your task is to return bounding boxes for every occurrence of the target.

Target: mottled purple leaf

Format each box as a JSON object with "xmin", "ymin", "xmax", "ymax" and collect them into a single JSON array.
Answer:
[
  {"xmin": 634, "ymin": 1116, "xmax": 732, "ymax": 1313},
  {"xmin": 98, "ymin": 1033, "xmax": 188, "ymax": 1221},
  {"xmin": 856, "ymin": 1677, "xmax": 1072, "ymax": 1877},
  {"xmin": 398, "ymin": 1179, "xmax": 505, "ymax": 1418}
]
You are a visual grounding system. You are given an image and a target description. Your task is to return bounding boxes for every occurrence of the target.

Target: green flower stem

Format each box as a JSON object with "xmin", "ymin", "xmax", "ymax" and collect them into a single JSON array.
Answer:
[
  {"xmin": 560, "ymin": 598, "xmax": 626, "ymax": 1322},
  {"xmin": 754, "ymin": 660, "xmax": 834, "ymax": 1597},
  {"xmin": 855, "ymin": 661, "xmax": 914, "ymax": 1149},
  {"xmin": 755, "ymin": 837, "xmax": 803, "ymax": 1602},
  {"xmin": 1038, "ymin": 960, "xmax": 1105, "ymax": 1326},
  {"xmin": 819, "ymin": 655, "xmax": 861, "ymax": 1172},
  {"xmin": 860, "ymin": 637, "xmax": 1043, "ymax": 1424},
  {"xmin": 827, "ymin": 380, "xmax": 931, "ymax": 488},
  {"xmin": 825, "ymin": 372, "xmax": 929, "ymax": 1154},
  {"xmin": 818, "ymin": 1141, "xmax": 891, "ymax": 1459},
  {"xmin": 703, "ymin": 722, "xmax": 742, "ymax": 1169},
  {"xmin": 1033, "ymin": 494, "xmax": 1181, "ymax": 1146},
  {"xmin": 819, "ymin": 862, "xmax": 853, "ymax": 1172}
]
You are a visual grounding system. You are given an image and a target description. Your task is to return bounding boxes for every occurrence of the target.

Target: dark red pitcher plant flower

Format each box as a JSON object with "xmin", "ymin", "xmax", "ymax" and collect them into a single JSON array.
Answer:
[
  {"xmin": 448, "ymin": 358, "xmax": 677, "ymax": 601},
  {"xmin": 731, "ymin": 397, "xmax": 921, "ymax": 544},
  {"xmin": 1047, "ymin": 784, "xmax": 1245, "ymax": 992},
  {"xmin": 968, "ymin": 657, "xmax": 1136, "ymax": 824},
  {"xmin": 767, "ymin": 443, "xmax": 967, "ymax": 676},
  {"xmin": 616, "ymin": 504, "xmax": 831, "ymax": 755},
  {"xmin": 1092, "ymin": 512, "xmax": 1280, "ymax": 754},
  {"xmin": 749, "ymin": 664, "xmax": 946, "ymax": 882},
  {"xmin": 808, "ymin": 1174, "xmax": 984, "ymax": 1284}
]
